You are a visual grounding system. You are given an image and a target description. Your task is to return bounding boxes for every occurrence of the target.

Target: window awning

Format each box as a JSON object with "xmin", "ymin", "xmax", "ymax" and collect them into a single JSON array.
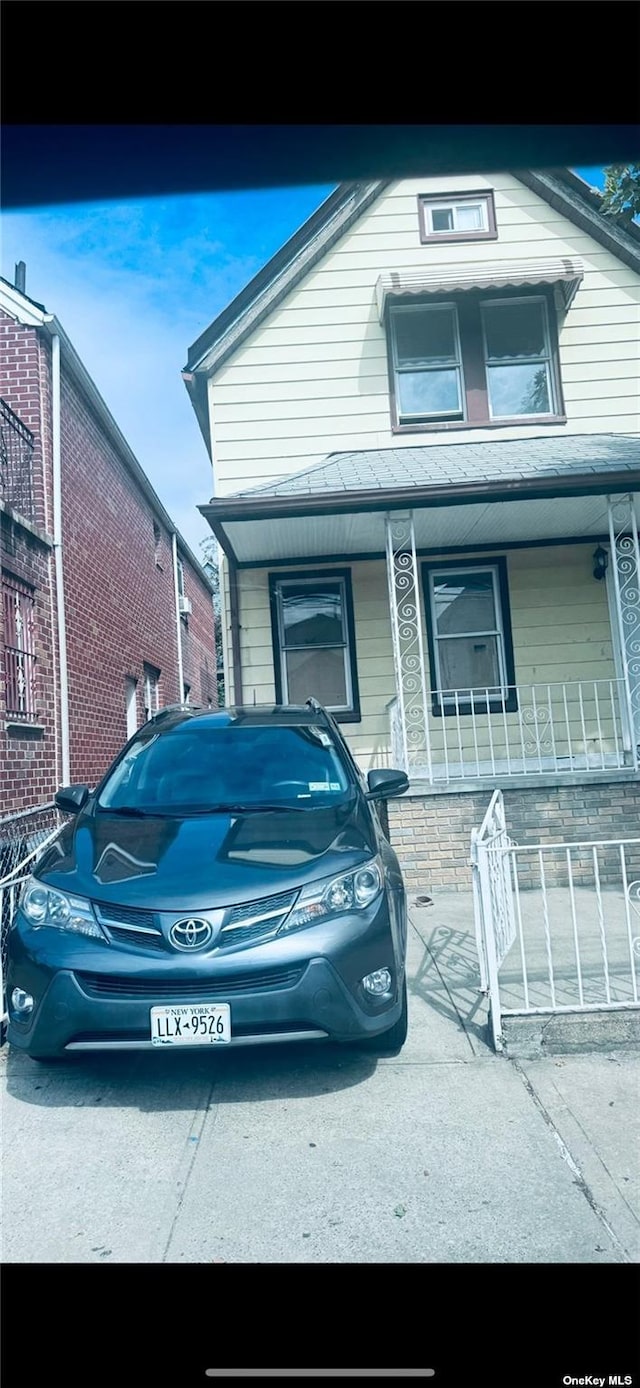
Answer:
[{"xmin": 375, "ymin": 257, "xmax": 584, "ymax": 320}]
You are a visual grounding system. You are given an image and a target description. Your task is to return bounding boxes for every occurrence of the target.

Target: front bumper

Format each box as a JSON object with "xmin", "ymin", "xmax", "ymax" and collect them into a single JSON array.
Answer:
[{"xmin": 6, "ymin": 899, "xmax": 405, "ymax": 1057}]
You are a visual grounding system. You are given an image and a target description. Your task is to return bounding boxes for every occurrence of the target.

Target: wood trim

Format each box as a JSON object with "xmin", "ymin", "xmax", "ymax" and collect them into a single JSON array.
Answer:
[
  {"xmin": 421, "ymin": 556, "xmax": 518, "ymax": 718},
  {"xmin": 268, "ymin": 567, "xmax": 361, "ymax": 723},
  {"xmin": 418, "ymin": 189, "xmax": 498, "ymax": 244}
]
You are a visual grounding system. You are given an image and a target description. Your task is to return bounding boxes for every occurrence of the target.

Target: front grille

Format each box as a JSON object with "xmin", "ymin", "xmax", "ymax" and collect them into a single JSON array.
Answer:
[
  {"xmin": 220, "ymin": 889, "xmax": 297, "ymax": 947},
  {"xmin": 105, "ymin": 925, "xmax": 167, "ymax": 954},
  {"xmin": 75, "ymin": 966, "xmax": 305, "ymax": 1001},
  {"xmin": 94, "ymin": 902, "xmax": 158, "ymax": 930}
]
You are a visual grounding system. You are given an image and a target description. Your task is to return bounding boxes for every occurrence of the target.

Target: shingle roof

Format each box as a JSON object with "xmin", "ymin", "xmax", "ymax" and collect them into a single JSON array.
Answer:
[{"xmin": 233, "ymin": 434, "xmax": 640, "ymax": 500}]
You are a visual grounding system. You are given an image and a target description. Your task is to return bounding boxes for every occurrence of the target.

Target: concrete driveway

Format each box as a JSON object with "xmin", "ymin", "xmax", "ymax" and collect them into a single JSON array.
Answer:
[{"xmin": 1, "ymin": 911, "xmax": 638, "ymax": 1264}]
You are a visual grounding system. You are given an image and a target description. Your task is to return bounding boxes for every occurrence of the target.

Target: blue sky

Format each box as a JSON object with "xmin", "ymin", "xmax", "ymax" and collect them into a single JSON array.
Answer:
[{"xmin": 1, "ymin": 167, "xmax": 607, "ymax": 560}]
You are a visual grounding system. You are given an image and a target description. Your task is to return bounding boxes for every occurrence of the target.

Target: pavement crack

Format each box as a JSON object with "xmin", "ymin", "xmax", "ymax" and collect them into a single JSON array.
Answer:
[
  {"xmin": 160, "ymin": 1074, "xmax": 219, "ymax": 1263},
  {"xmin": 512, "ymin": 1059, "xmax": 631, "ymax": 1263}
]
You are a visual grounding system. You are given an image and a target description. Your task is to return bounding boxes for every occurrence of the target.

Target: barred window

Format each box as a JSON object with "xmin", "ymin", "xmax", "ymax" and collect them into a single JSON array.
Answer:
[{"xmin": 2, "ymin": 573, "xmax": 37, "ymax": 720}]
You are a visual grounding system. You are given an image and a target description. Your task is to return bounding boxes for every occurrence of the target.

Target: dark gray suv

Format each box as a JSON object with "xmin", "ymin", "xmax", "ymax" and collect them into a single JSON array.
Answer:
[{"xmin": 6, "ymin": 700, "xmax": 410, "ymax": 1061}]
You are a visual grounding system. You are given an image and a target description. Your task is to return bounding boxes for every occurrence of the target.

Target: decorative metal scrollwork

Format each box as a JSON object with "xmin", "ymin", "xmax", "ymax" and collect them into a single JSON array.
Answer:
[
  {"xmin": 608, "ymin": 495, "xmax": 640, "ymax": 752},
  {"xmin": 385, "ymin": 513, "xmax": 431, "ymax": 776}
]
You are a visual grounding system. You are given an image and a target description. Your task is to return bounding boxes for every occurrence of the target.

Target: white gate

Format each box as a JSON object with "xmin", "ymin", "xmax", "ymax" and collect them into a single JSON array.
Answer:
[
  {"xmin": 470, "ymin": 790, "xmax": 517, "ymax": 1050},
  {"xmin": 471, "ymin": 792, "xmax": 640, "ymax": 1051}
]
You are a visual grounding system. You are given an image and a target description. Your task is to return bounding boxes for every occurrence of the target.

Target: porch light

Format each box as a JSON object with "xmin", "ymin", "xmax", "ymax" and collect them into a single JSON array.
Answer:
[{"xmin": 592, "ymin": 545, "xmax": 608, "ymax": 581}]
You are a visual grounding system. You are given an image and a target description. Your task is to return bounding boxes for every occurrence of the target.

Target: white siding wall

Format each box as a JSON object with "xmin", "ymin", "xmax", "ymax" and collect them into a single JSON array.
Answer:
[{"xmin": 210, "ymin": 173, "xmax": 640, "ymax": 495}]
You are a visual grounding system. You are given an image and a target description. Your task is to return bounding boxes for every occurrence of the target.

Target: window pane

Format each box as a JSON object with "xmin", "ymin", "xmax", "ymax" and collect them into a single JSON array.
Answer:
[
  {"xmin": 455, "ymin": 203, "xmax": 483, "ymax": 231},
  {"xmin": 286, "ymin": 647, "xmax": 348, "ymax": 708},
  {"xmin": 433, "ymin": 572, "xmax": 497, "ymax": 635},
  {"xmin": 431, "ymin": 207, "xmax": 454, "ymax": 232},
  {"xmin": 487, "ymin": 363, "xmax": 551, "ymax": 417},
  {"xmin": 437, "ymin": 635, "xmax": 502, "ymax": 695},
  {"xmin": 281, "ymin": 584, "xmax": 344, "ymax": 647},
  {"xmin": 397, "ymin": 369, "xmax": 461, "ymax": 418},
  {"xmin": 483, "ymin": 300, "xmax": 546, "ymax": 359},
  {"xmin": 394, "ymin": 308, "xmax": 457, "ymax": 365}
]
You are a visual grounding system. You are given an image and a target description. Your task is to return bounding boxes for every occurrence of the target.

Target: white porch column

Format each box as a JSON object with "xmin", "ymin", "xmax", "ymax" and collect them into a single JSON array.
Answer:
[
  {"xmin": 384, "ymin": 511, "xmax": 432, "ymax": 781},
  {"xmin": 608, "ymin": 493, "xmax": 640, "ymax": 765}
]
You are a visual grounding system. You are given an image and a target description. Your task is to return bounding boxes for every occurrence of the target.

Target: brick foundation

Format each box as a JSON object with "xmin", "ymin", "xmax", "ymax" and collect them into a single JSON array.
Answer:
[{"xmin": 387, "ymin": 779, "xmax": 640, "ymax": 892}]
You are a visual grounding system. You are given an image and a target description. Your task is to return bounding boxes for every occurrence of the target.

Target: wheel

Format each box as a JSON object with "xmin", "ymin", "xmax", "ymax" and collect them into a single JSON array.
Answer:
[{"xmin": 361, "ymin": 976, "xmax": 408, "ymax": 1056}]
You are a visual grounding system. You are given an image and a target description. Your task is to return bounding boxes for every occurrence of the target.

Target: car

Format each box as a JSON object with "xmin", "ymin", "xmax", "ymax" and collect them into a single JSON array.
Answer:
[{"xmin": 6, "ymin": 699, "xmax": 410, "ymax": 1062}]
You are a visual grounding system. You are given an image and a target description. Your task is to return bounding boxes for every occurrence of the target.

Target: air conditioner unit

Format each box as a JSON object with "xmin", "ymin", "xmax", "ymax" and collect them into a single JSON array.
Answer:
[{"xmin": 178, "ymin": 594, "xmax": 192, "ymax": 616}]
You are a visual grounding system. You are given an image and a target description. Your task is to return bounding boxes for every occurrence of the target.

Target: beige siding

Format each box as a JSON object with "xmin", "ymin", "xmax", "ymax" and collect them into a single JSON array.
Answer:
[
  {"xmin": 231, "ymin": 545, "xmax": 618, "ymax": 772},
  {"xmin": 209, "ymin": 172, "xmax": 640, "ymax": 495}
]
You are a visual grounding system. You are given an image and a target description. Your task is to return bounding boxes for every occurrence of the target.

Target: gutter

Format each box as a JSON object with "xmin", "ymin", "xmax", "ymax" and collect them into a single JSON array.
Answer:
[
  {"xmin": 51, "ymin": 332, "xmax": 71, "ymax": 785},
  {"xmin": 200, "ymin": 467, "xmax": 640, "ymax": 532},
  {"xmin": 171, "ymin": 532, "xmax": 185, "ymax": 702}
]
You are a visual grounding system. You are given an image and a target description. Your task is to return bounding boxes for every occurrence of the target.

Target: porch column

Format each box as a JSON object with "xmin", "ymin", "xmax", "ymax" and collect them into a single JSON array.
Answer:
[
  {"xmin": 384, "ymin": 511, "xmax": 432, "ymax": 781},
  {"xmin": 608, "ymin": 493, "xmax": 640, "ymax": 764}
]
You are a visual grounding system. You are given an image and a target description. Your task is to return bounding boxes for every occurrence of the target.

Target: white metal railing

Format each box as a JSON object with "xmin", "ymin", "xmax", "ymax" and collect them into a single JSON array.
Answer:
[
  {"xmin": 471, "ymin": 793, "xmax": 640, "ymax": 1051},
  {"xmin": 388, "ymin": 677, "xmax": 634, "ymax": 784},
  {"xmin": 0, "ymin": 803, "xmax": 64, "ymax": 1029}
]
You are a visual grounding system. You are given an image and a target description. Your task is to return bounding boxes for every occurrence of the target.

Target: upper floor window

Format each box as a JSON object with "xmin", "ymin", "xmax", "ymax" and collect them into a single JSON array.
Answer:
[
  {"xmin": 418, "ymin": 190, "xmax": 497, "ymax": 244},
  {"xmin": 176, "ymin": 556, "xmax": 185, "ymax": 597},
  {"xmin": 387, "ymin": 291, "xmax": 563, "ymax": 431},
  {"xmin": 153, "ymin": 520, "xmax": 162, "ymax": 566},
  {"xmin": 269, "ymin": 569, "xmax": 360, "ymax": 721},
  {"xmin": 2, "ymin": 572, "xmax": 37, "ymax": 721}
]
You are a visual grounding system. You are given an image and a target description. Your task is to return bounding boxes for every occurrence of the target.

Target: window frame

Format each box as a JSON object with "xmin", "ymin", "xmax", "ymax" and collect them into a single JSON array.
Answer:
[
  {"xmin": 176, "ymin": 556, "xmax": 186, "ymax": 598},
  {"xmin": 389, "ymin": 301, "xmax": 467, "ymax": 425},
  {"xmin": 142, "ymin": 662, "xmax": 160, "ymax": 720},
  {"xmin": 2, "ymin": 570, "xmax": 38, "ymax": 722},
  {"xmin": 269, "ymin": 568, "xmax": 361, "ymax": 723},
  {"xmin": 387, "ymin": 286, "xmax": 566, "ymax": 434},
  {"xmin": 481, "ymin": 293, "xmax": 556, "ymax": 421},
  {"xmin": 421, "ymin": 557, "xmax": 518, "ymax": 717},
  {"xmin": 418, "ymin": 189, "xmax": 498, "ymax": 245}
]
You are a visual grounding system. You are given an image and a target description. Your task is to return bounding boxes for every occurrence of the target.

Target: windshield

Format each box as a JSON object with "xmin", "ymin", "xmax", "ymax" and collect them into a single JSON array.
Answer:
[{"xmin": 97, "ymin": 722, "xmax": 353, "ymax": 814}]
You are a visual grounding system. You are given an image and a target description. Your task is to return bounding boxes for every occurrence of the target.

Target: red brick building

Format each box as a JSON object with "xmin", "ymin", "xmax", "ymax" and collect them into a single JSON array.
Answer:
[{"xmin": 1, "ymin": 273, "xmax": 217, "ymax": 813}]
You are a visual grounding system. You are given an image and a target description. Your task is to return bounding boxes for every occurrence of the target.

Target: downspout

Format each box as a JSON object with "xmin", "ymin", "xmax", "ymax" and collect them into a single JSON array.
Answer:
[
  {"xmin": 51, "ymin": 333, "xmax": 70, "ymax": 784},
  {"xmin": 228, "ymin": 556, "xmax": 244, "ymax": 705},
  {"xmin": 171, "ymin": 532, "xmax": 185, "ymax": 702}
]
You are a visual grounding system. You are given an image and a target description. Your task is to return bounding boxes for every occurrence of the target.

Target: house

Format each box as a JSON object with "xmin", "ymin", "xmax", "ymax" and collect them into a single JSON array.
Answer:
[
  {"xmin": 182, "ymin": 170, "xmax": 640, "ymax": 892},
  {"xmin": 1, "ymin": 272, "xmax": 217, "ymax": 814}
]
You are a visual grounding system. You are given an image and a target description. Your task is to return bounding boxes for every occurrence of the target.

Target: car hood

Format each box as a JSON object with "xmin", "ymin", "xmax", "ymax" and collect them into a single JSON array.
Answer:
[{"xmin": 34, "ymin": 798, "xmax": 378, "ymax": 911}]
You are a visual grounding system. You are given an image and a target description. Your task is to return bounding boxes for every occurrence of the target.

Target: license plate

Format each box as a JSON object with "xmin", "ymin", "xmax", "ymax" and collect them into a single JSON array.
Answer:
[{"xmin": 150, "ymin": 1003, "xmax": 231, "ymax": 1046}]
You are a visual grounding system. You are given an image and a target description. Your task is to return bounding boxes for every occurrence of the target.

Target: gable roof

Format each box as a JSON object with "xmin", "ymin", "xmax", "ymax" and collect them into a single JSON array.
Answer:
[
  {"xmin": 0, "ymin": 276, "xmax": 214, "ymax": 592},
  {"xmin": 183, "ymin": 169, "xmax": 640, "ymax": 456}
]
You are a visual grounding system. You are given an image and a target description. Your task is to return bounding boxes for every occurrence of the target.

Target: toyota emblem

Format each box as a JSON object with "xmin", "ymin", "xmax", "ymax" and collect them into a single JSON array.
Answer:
[{"xmin": 169, "ymin": 917, "xmax": 214, "ymax": 951}]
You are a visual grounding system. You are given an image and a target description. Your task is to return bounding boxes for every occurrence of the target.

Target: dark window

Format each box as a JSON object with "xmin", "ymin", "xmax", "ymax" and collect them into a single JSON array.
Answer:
[
  {"xmin": 2, "ymin": 572, "xmax": 37, "ymax": 720},
  {"xmin": 143, "ymin": 663, "xmax": 160, "ymax": 719},
  {"xmin": 269, "ymin": 569, "xmax": 360, "ymax": 722},
  {"xmin": 387, "ymin": 289, "xmax": 564, "ymax": 431},
  {"xmin": 422, "ymin": 558, "xmax": 517, "ymax": 715},
  {"xmin": 153, "ymin": 520, "xmax": 161, "ymax": 565}
]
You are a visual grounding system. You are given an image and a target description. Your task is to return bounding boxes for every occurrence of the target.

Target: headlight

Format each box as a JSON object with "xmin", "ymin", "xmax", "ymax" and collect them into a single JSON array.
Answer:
[
  {"xmin": 20, "ymin": 876, "xmax": 106, "ymax": 941},
  {"xmin": 279, "ymin": 857, "xmax": 383, "ymax": 935}
]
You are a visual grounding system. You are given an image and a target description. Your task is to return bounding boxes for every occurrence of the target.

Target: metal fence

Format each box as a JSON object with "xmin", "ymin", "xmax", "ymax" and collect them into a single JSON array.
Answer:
[
  {"xmin": 0, "ymin": 803, "xmax": 64, "ymax": 1029},
  {"xmin": 471, "ymin": 790, "xmax": 640, "ymax": 1051},
  {"xmin": 389, "ymin": 677, "xmax": 634, "ymax": 784}
]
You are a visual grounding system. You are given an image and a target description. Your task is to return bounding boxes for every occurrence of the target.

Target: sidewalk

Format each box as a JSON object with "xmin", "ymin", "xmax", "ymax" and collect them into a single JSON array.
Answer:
[{"xmin": 1, "ymin": 906, "xmax": 638, "ymax": 1264}]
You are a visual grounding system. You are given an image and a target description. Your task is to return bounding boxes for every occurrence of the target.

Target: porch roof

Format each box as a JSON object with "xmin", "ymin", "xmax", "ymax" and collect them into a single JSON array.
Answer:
[{"xmin": 200, "ymin": 433, "xmax": 640, "ymax": 566}]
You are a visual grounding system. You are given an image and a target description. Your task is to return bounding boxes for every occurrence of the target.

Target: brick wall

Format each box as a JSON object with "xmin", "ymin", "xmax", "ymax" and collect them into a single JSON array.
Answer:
[{"xmin": 387, "ymin": 780, "xmax": 640, "ymax": 892}]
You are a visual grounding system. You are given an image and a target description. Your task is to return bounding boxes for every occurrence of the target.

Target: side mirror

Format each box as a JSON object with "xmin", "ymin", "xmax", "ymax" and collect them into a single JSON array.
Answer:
[
  {"xmin": 55, "ymin": 784, "xmax": 90, "ymax": 815},
  {"xmin": 366, "ymin": 768, "xmax": 410, "ymax": 801}
]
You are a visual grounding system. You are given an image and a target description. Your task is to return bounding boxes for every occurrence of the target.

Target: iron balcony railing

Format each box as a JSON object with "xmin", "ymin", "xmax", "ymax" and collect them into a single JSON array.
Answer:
[
  {"xmin": 388, "ymin": 677, "xmax": 636, "ymax": 784},
  {"xmin": 0, "ymin": 397, "xmax": 36, "ymax": 523}
]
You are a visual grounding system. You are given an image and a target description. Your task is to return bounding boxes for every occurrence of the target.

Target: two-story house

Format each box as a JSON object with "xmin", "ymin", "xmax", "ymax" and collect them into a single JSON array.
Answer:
[
  {"xmin": 182, "ymin": 169, "xmax": 640, "ymax": 892},
  {"xmin": 1, "ymin": 272, "xmax": 217, "ymax": 815}
]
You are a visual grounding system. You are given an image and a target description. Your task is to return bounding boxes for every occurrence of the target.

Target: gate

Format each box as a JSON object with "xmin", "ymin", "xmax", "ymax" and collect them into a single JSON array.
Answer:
[
  {"xmin": 0, "ymin": 804, "xmax": 64, "ymax": 1033},
  {"xmin": 470, "ymin": 790, "xmax": 517, "ymax": 1050}
]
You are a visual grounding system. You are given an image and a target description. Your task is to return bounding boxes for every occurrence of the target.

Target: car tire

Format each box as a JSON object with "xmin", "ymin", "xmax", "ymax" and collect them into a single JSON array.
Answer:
[{"xmin": 361, "ymin": 976, "xmax": 408, "ymax": 1056}]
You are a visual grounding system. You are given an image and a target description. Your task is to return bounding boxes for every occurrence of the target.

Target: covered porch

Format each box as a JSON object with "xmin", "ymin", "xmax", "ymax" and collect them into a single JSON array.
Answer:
[{"xmin": 202, "ymin": 434, "xmax": 640, "ymax": 790}]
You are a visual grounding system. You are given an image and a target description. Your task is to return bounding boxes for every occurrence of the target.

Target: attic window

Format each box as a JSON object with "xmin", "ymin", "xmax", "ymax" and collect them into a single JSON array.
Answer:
[{"xmin": 419, "ymin": 191, "xmax": 497, "ymax": 244}]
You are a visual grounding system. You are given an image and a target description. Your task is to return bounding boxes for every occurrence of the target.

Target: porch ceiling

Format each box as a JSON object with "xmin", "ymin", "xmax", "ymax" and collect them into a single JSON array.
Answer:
[{"xmin": 220, "ymin": 491, "xmax": 639, "ymax": 566}]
